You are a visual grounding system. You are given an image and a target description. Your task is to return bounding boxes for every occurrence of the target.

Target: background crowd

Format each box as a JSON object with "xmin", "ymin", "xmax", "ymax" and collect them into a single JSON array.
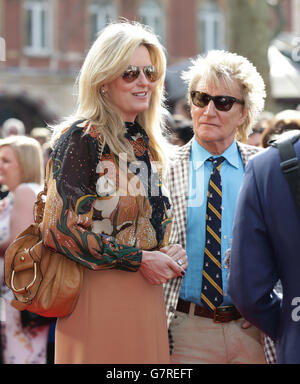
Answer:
[{"xmin": 0, "ymin": 118, "xmax": 54, "ymax": 363}]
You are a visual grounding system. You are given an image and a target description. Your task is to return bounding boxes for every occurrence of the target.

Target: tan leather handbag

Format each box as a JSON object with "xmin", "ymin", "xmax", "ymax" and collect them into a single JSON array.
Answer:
[
  {"xmin": 4, "ymin": 184, "xmax": 84, "ymax": 318},
  {"xmin": 4, "ymin": 130, "xmax": 105, "ymax": 318}
]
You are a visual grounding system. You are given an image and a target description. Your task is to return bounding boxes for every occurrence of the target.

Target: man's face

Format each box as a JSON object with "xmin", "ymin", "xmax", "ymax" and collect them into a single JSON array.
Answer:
[{"xmin": 191, "ymin": 79, "xmax": 247, "ymax": 154}]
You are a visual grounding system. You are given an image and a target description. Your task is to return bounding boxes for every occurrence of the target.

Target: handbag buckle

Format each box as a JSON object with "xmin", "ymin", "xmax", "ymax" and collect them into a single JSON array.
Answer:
[{"xmin": 11, "ymin": 262, "xmax": 37, "ymax": 293}]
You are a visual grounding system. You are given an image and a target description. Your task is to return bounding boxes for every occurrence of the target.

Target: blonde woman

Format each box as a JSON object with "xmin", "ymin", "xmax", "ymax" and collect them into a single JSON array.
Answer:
[
  {"xmin": 0, "ymin": 135, "xmax": 49, "ymax": 364},
  {"xmin": 43, "ymin": 21, "xmax": 187, "ymax": 364}
]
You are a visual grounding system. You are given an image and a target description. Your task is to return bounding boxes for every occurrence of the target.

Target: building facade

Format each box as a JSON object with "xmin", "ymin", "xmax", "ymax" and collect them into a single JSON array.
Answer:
[{"xmin": 0, "ymin": 0, "xmax": 298, "ymax": 132}]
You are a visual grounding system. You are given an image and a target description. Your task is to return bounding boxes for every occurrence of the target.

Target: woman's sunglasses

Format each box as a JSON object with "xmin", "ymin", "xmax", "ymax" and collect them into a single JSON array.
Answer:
[
  {"xmin": 190, "ymin": 91, "xmax": 244, "ymax": 112},
  {"xmin": 122, "ymin": 65, "xmax": 158, "ymax": 83}
]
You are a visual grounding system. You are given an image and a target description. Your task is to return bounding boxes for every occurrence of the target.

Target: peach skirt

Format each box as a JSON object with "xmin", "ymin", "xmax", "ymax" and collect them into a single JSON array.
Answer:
[{"xmin": 55, "ymin": 268, "xmax": 170, "ymax": 364}]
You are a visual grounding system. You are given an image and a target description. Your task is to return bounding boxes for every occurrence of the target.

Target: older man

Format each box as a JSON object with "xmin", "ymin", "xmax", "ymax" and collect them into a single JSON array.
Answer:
[{"xmin": 164, "ymin": 50, "xmax": 272, "ymax": 364}]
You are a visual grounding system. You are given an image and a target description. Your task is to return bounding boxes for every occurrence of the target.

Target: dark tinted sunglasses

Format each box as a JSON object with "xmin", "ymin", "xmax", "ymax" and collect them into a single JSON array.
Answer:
[
  {"xmin": 190, "ymin": 91, "xmax": 244, "ymax": 112},
  {"xmin": 122, "ymin": 65, "xmax": 158, "ymax": 83}
]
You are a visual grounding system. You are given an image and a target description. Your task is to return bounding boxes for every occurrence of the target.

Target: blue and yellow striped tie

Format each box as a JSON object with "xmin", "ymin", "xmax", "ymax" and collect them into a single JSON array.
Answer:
[{"xmin": 201, "ymin": 156, "xmax": 225, "ymax": 311}]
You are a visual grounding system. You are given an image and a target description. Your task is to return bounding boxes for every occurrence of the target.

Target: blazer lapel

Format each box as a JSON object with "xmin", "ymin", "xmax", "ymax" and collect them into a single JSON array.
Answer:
[
  {"xmin": 168, "ymin": 141, "xmax": 192, "ymax": 248},
  {"xmin": 237, "ymin": 141, "xmax": 263, "ymax": 167}
]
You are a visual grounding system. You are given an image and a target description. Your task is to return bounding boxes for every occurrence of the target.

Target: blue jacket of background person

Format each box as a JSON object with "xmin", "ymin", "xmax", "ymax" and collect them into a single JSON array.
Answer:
[{"xmin": 228, "ymin": 137, "xmax": 300, "ymax": 364}]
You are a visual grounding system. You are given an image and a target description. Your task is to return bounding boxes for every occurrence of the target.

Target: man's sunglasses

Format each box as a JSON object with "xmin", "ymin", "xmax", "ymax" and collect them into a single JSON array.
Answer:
[
  {"xmin": 122, "ymin": 65, "xmax": 158, "ymax": 83},
  {"xmin": 190, "ymin": 91, "xmax": 244, "ymax": 112}
]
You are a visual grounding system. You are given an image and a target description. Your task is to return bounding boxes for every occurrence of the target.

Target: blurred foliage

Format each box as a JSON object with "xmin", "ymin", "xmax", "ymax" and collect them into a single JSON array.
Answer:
[{"xmin": 228, "ymin": 0, "xmax": 279, "ymax": 111}]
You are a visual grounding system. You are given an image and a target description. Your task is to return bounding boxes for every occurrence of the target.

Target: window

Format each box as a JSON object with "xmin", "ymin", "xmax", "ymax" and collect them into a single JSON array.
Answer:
[
  {"xmin": 291, "ymin": 0, "xmax": 300, "ymax": 35},
  {"xmin": 0, "ymin": 37, "xmax": 5, "ymax": 61},
  {"xmin": 24, "ymin": 0, "xmax": 51, "ymax": 55},
  {"xmin": 139, "ymin": 0, "xmax": 165, "ymax": 42},
  {"xmin": 89, "ymin": 1, "xmax": 116, "ymax": 43},
  {"xmin": 198, "ymin": 1, "xmax": 224, "ymax": 52}
]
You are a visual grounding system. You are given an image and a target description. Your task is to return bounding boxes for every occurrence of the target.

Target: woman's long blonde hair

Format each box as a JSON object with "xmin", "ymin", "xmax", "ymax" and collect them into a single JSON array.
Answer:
[{"xmin": 51, "ymin": 21, "xmax": 167, "ymax": 164}]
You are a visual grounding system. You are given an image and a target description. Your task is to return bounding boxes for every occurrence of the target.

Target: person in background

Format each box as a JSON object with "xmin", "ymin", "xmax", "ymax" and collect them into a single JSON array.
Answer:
[
  {"xmin": 174, "ymin": 97, "xmax": 192, "ymax": 120},
  {"xmin": 247, "ymin": 111, "xmax": 273, "ymax": 147},
  {"xmin": 164, "ymin": 50, "xmax": 273, "ymax": 364},
  {"xmin": 169, "ymin": 118, "xmax": 194, "ymax": 147},
  {"xmin": 228, "ymin": 129, "xmax": 300, "ymax": 364},
  {"xmin": 0, "ymin": 135, "xmax": 49, "ymax": 364},
  {"xmin": 260, "ymin": 109, "xmax": 300, "ymax": 148},
  {"xmin": 30, "ymin": 127, "xmax": 51, "ymax": 147},
  {"xmin": 0, "ymin": 118, "xmax": 26, "ymax": 199},
  {"xmin": 30, "ymin": 127, "xmax": 52, "ymax": 168},
  {"xmin": 1, "ymin": 118, "xmax": 25, "ymax": 138},
  {"xmin": 42, "ymin": 21, "xmax": 187, "ymax": 364}
]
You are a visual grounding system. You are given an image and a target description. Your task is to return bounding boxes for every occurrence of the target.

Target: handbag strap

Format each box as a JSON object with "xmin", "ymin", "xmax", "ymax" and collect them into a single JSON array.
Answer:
[
  {"xmin": 33, "ymin": 132, "xmax": 105, "ymax": 225},
  {"xmin": 33, "ymin": 188, "xmax": 47, "ymax": 225}
]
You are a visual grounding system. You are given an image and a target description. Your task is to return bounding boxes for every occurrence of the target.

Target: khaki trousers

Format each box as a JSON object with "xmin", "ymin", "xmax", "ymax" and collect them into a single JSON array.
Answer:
[{"xmin": 170, "ymin": 310, "xmax": 266, "ymax": 364}]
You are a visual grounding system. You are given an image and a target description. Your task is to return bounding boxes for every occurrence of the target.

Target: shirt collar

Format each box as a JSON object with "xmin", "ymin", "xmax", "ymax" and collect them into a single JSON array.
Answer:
[{"xmin": 190, "ymin": 137, "xmax": 241, "ymax": 170}]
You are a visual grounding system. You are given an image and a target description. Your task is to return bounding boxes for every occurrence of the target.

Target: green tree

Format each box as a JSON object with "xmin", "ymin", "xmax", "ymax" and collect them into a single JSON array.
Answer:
[{"xmin": 227, "ymin": 0, "xmax": 275, "ymax": 111}]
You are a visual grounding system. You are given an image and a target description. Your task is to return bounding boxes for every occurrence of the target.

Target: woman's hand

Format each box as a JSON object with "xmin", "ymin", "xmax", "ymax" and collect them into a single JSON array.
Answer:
[
  {"xmin": 140, "ymin": 249, "xmax": 186, "ymax": 285},
  {"xmin": 160, "ymin": 244, "xmax": 188, "ymax": 271}
]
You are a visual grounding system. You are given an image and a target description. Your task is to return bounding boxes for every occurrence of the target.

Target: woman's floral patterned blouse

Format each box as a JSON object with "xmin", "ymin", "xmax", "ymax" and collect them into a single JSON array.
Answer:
[{"xmin": 41, "ymin": 120, "xmax": 172, "ymax": 272}]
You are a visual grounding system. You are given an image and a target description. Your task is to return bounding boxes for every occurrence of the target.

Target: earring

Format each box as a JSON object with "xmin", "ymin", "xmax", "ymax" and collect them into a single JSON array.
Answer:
[{"xmin": 100, "ymin": 87, "xmax": 106, "ymax": 95}]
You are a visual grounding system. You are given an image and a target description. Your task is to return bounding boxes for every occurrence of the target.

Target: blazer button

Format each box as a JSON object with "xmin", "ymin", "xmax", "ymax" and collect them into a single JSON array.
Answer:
[{"xmin": 169, "ymin": 306, "xmax": 175, "ymax": 313}]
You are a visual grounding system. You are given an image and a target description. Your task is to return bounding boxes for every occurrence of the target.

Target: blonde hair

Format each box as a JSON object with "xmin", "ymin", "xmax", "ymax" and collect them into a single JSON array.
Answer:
[
  {"xmin": 182, "ymin": 50, "xmax": 266, "ymax": 143},
  {"xmin": 51, "ymin": 21, "xmax": 167, "ymax": 163},
  {"xmin": 0, "ymin": 135, "xmax": 44, "ymax": 185}
]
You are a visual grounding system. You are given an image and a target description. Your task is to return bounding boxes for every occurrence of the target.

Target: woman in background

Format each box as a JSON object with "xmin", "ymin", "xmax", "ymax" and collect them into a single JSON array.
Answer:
[{"xmin": 0, "ymin": 135, "xmax": 49, "ymax": 364}]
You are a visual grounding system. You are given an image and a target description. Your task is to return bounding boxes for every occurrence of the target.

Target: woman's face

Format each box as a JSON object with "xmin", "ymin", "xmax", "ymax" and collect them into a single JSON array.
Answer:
[
  {"xmin": 0, "ymin": 145, "xmax": 22, "ymax": 192},
  {"xmin": 105, "ymin": 45, "xmax": 156, "ymax": 122}
]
